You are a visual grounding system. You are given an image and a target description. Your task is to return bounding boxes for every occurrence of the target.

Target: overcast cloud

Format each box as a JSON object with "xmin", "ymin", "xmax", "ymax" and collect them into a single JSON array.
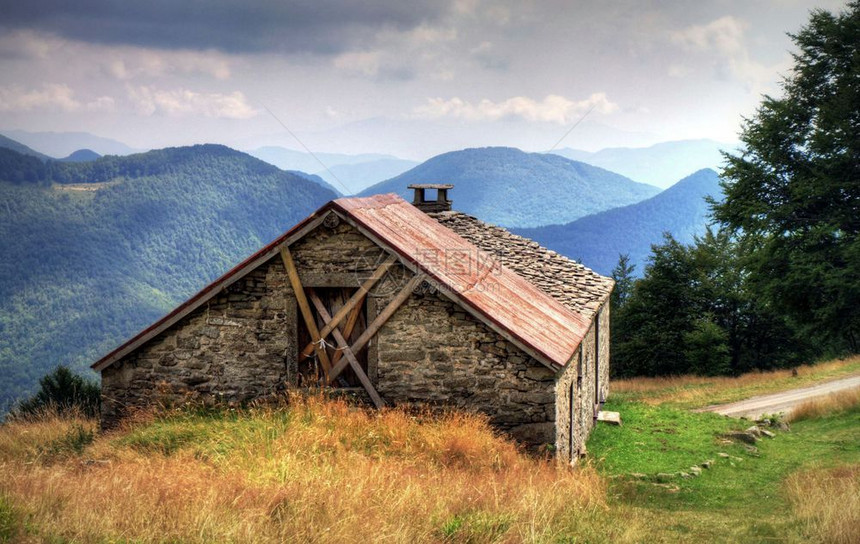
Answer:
[{"xmin": 0, "ymin": 0, "xmax": 850, "ymax": 158}]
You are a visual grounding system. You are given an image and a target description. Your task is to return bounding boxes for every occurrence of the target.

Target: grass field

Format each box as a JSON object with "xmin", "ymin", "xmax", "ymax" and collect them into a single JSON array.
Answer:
[
  {"xmin": 1, "ymin": 360, "xmax": 859, "ymax": 543},
  {"xmin": 588, "ymin": 357, "xmax": 860, "ymax": 542},
  {"xmin": 610, "ymin": 355, "xmax": 860, "ymax": 409}
]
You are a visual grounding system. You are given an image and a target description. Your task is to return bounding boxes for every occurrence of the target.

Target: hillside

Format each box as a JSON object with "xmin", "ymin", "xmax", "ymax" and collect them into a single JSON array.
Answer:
[
  {"xmin": 552, "ymin": 139, "xmax": 731, "ymax": 188},
  {"xmin": 0, "ymin": 145, "xmax": 335, "ymax": 409},
  {"xmin": 0, "ymin": 134, "xmax": 52, "ymax": 161},
  {"xmin": 59, "ymin": 149, "xmax": 101, "ymax": 162},
  {"xmin": 359, "ymin": 147, "xmax": 659, "ymax": 228},
  {"xmin": 515, "ymin": 169, "xmax": 722, "ymax": 275}
]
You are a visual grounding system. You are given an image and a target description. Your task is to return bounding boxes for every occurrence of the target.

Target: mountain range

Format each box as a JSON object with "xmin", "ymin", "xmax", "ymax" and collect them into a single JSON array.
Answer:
[
  {"xmin": 514, "ymin": 169, "xmax": 723, "ymax": 275},
  {"xmin": 247, "ymin": 146, "xmax": 418, "ymax": 194},
  {"xmin": 359, "ymin": 147, "xmax": 660, "ymax": 228},
  {"xmin": 0, "ymin": 144, "xmax": 335, "ymax": 410},
  {"xmin": 1, "ymin": 130, "xmax": 141, "ymax": 158},
  {"xmin": 551, "ymin": 139, "xmax": 733, "ymax": 188}
]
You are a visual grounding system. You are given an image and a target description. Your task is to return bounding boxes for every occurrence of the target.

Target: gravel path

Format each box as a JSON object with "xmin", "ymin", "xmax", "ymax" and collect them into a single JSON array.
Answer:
[{"xmin": 696, "ymin": 374, "xmax": 860, "ymax": 419}]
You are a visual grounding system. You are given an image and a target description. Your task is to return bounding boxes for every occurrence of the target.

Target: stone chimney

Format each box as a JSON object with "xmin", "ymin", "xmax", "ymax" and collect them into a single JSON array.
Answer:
[{"xmin": 408, "ymin": 184, "xmax": 453, "ymax": 213}]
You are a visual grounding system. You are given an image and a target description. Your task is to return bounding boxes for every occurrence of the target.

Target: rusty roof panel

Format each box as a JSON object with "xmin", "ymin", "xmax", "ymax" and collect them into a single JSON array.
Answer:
[{"xmin": 334, "ymin": 194, "xmax": 590, "ymax": 368}]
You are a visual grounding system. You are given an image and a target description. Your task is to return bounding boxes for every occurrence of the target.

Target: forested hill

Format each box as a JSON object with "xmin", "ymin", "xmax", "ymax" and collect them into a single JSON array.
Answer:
[
  {"xmin": 514, "ymin": 169, "xmax": 723, "ymax": 275},
  {"xmin": 0, "ymin": 145, "xmax": 336, "ymax": 410},
  {"xmin": 0, "ymin": 134, "xmax": 52, "ymax": 161},
  {"xmin": 359, "ymin": 147, "xmax": 660, "ymax": 228}
]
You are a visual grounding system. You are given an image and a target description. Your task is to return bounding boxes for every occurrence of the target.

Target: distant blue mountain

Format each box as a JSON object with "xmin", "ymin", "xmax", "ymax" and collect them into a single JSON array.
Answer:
[
  {"xmin": 551, "ymin": 139, "xmax": 733, "ymax": 188},
  {"xmin": 248, "ymin": 146, "xmax": 417, "ymax": 194},
  {"xmin": 514, "ymin": 169, "xmax": 723, "ymax": 275},
  {"xmin": 287, "ymin": 170, "xmax": 342, "ymax": 197},
  {"xmin": 316, "ymin": 158, "xmax": 418, "ymax": 194},
  {"xmin": 3, "ymin": 130, "xmax": 140, "ymax": 157},
  {"xmin": 360, "ymin": 147, "xmax": 659, "ymax": 228}
]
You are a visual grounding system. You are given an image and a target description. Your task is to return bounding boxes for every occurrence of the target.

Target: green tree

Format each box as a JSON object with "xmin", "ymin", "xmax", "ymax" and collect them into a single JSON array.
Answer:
[
  {"xmin": 610, "ymin": 254, "xmax": 635, "ymax": 309},
  {"xmin": 613, "ymin": 235, "xmax": 699, "ymax": 376},
  {"xmin": 14, "ymin": 366, "xmax": 100, "ymax": 418},
  {"xmin": 612, "ymin": 229, "xmax": 803, "ymax": 377},
  {"xmin": 714, "ymin": 2, "xmax": 860, "ymax": 353}
]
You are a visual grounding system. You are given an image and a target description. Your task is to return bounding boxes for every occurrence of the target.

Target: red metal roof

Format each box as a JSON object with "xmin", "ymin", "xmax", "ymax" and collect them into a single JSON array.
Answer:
[
  {"xmin": 333, "ymin": 194, "xmax": 590, "ymax": 368},
  {"xmin": 93, "ymin": 194, "xmax": 590, "ymax": 372}
]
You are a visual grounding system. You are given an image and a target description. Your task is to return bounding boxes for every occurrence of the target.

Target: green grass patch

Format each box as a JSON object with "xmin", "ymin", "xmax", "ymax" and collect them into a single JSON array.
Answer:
[
  {"xmin": 588, "ymin": 397, "xmax": 860, "ymax": 541},
  {"xmin": 38, "ymin": 423, "xmax": 94, "ymax": 461},
  {"xmin": 439, "ymin": 511, "xmax": 514, "ymax": 542},
  {"xmin": 0, "ymin": 495, "xmax": 19, "ymax": 542},
  {"xmin": 116, "ymin": 408, "xmax": 292, "ymax": 461},
  {"xmin": 588, "ymin": 399, "xmax": 748, "ymax": 476}
]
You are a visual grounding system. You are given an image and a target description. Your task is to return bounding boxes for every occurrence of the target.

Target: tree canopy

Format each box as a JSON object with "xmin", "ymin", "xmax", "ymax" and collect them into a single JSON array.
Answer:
[{"xmin": 714, "ymin": 2, "xmax": 860, "ymax": 352}]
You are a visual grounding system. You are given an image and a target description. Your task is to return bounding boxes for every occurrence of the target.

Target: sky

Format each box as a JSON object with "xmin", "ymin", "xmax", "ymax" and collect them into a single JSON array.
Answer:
[{"xmin": 0, "ymin": 0, "xmax": 850, "ymax": 160}]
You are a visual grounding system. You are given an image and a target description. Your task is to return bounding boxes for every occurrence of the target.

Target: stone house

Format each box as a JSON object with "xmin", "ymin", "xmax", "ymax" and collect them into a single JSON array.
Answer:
[{"xmin": 92, "ymin": 185, "xmax": 613, "ymax": 462}]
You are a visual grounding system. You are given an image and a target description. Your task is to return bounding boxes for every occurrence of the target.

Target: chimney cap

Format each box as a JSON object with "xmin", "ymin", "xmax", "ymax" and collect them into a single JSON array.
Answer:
[
  {"xmin": 409, "ymin": 183, "xmax": 453, "ymax": 213},
  {"xmin": 407, "ymin": 183, "xmax": 454, "ymax": 190}
]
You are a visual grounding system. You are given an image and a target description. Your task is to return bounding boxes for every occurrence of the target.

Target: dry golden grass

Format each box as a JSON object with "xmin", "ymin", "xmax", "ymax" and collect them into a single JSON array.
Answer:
[
  {"xmin": 611, "ymin": 356, "xmax": 860, "ymax": 408},
  {"xmin": 0, "ymin": 395, "xmax": 611, "ymax": 543},
  {"xmin": 785, "ymin": 386, "xmax": 860, "ymax": 423},
  {"xmin": 0, "ymin": 406, "xmax": 96, "ymax": 463},
  {"xmin": 785, "ymin": 465, "xmax": 860, "ymax": 544}
]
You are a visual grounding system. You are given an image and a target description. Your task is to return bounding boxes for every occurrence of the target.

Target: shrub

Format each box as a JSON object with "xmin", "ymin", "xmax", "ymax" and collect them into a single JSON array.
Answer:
[{"xmin": 14, "ymin": 366, "xmax": 100, "ymax": 419}]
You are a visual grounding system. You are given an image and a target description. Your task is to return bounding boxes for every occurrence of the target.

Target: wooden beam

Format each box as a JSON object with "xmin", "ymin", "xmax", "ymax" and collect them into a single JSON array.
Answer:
[
  {"xmin": 308, "ymin": 291, "xmax": 385, "ymax": 409},
  {"xmin": 329, "ymin": 301, "xmax": 364, "ymax": 367},
  {"xmin": 298, "ymin": 254, "xmax": 398, "ymax": 361},
  {"xmin": 329, "ymin": 273, "xmax": 426, "ymax": 382},
  {"xmin": 280, "ymin": 246, "xmax": 331, "ymax": 378}
]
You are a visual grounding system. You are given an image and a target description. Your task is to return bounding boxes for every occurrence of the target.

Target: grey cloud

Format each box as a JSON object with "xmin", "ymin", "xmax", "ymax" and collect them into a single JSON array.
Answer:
[{"xmin": 0, "ymin": 0, "xmax": 450, "ymax": 54}]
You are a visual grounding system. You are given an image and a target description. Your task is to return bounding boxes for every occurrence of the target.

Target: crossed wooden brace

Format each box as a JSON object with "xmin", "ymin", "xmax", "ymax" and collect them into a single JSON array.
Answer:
[{"xmin": 279, "ymin": 246, "xmax": 425, "ymax": 409}]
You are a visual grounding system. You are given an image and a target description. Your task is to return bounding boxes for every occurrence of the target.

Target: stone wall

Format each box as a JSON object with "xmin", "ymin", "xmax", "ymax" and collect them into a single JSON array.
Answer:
[
  {"xmin": 101, "ymin": 257, "xmax": 297, "ymax": 428},
  {"xmin": 597, "ymin": 304, "xmax": 610, "ymax": 404},
  {"xmin": 375, "ymin": 287, "xmax": 558, "ymax": 448},
  {"xmin": 554, "ymin": 302, "xmax": 610, "ymax": 463}
]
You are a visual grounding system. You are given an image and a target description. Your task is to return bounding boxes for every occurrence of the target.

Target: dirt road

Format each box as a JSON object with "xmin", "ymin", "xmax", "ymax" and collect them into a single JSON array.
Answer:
[{"xmin": 697, "ymin": 374, "xmax": 860, "ymax": 419}]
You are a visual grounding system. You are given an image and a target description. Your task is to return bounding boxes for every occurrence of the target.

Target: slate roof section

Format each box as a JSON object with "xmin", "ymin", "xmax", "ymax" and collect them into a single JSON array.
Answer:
[{"xmin": 429, "ymin": 211, "xmax": 614, "ymax": 321}]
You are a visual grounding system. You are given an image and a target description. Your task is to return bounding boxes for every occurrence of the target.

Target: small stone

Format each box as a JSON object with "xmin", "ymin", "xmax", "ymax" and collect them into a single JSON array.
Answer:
[
  {"xmin": 746, "ymin": 426, "xmax": 763, "ymax": 437},
  {"xmin": 597, "ymin": 411, "xmax": 622, "ymax": 425},
  {"xmin": 717, "ymin": 452, "xmax": 730, "ymax": 458},
  {"xmin": 761, "ymin": 429, "xmax": 776, "ymax": 438},
  {"xmin": 689, "ymin": 466, "xmax": 702, "ymax": 476},
  {"xmin": 701, "ymin": 460, "xmax": 714, "ymax": 469},
  {"xmin": 723, "ymin": 431, "xmax": 759, "ymax": 444}
]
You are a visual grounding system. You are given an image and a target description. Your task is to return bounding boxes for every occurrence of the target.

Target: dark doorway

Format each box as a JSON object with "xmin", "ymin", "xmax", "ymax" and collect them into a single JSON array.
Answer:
[{"xmin": 297, "ymin": 287, "xmax": 368, "ymax": 387}]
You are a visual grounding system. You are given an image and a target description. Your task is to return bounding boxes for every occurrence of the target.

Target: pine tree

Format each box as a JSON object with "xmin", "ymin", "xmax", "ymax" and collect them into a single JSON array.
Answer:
[{"xmin": 714, "ymin": 2, "xmax": 860, "ymax": 353}]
